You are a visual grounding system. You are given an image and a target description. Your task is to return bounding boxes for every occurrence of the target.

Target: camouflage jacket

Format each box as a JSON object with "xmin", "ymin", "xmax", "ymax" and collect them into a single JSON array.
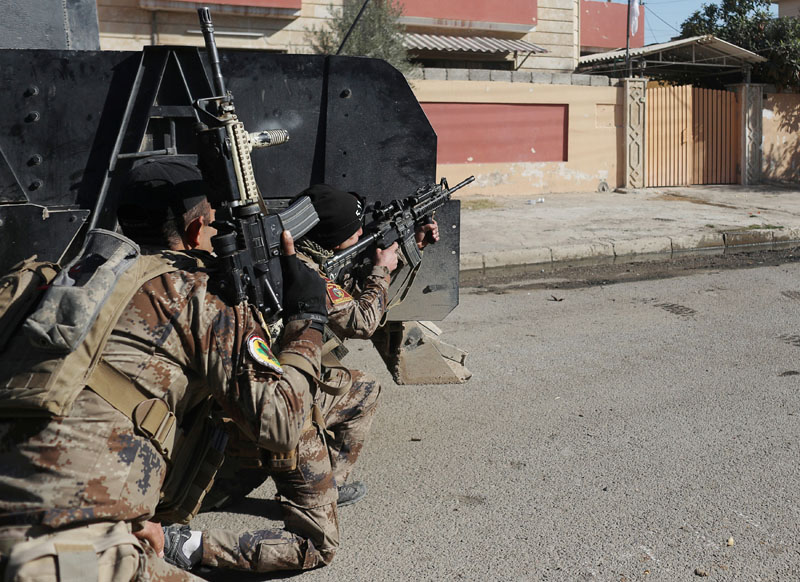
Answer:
[
  {"xmin": 295, "ymin": 240, "xmax": 390, "ymax": 340},
  {"xmin": 0, "ymin": 250, "xmax": 321, "ymax": 529}
]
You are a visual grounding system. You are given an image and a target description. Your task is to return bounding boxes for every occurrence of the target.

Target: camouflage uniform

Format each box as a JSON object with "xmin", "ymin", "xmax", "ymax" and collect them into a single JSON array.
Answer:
[
  {"xmin": 299, "ymin": 240, "xmax": 389, "ymax": 485},
  {"xmin": 0, "ymin": 250, "xmax": 323, "ymax": 580},
  {"xmin": 199, "ymin": 241, "xmax": 387, "ymax": 572}
]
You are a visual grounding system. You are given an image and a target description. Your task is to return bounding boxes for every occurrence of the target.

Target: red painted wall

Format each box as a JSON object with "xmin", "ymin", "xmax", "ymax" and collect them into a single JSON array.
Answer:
[
  {"xmin": 420, "ymin": 103, "xmax": 568, "ymax": 164},
  {"xmin": 169, "ymin": 0, "xmax": 301, "ymax": 9},
  {"xmin": 400, "ymin": 0, "xmax": 537, "ymax": 27},
  {"xmin": 581, "ymin": 0, "xmax": 644, "ymax": 49}
]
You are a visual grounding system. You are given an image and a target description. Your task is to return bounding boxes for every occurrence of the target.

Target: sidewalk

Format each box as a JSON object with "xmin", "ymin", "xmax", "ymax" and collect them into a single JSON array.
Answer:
[{"xmin": 458, "ymin": 184, "xmax": 800, "ymax": 278}]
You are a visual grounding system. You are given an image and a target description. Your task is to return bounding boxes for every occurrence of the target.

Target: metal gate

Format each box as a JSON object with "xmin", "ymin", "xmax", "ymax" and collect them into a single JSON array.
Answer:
[
  {"xmin": 646, "ymin": 85, "xmax": 741, "ymax": 187},
  {"xmin": 692, "ymin": 87, "xmax": 740, "ymax": 185},
  {"xmin": 646, "ymin": 85, "xmax": 691, "ymax": 187}
]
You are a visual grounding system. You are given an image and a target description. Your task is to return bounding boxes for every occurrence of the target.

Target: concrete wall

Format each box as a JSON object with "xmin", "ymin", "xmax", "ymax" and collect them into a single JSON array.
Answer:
[
  {"xmin": 524, "ymin": 0, "xmax": 579, "ymax": 72},
  {"xmin": 762, "ymin": 92, "xmax": 800, "ymax": 182},
  {"xmin": 97, "ymin": 0, "xmax": 580, "ymax": 72},
  {"xmin": 580, "ymin": 0, "xmax": 644, "ymax": 52},
  {"xmin": 773, "ymin": 0, "xmax": 800, "ymax": 17},
  {"xmin": 400, "ymin": 0, "xmax": 537, "ymax": 28},
  {"xmin": 413, "ymin": 78, "xmax": 624, "ymax": 196},
  {"xmin": 97, "ymin": 0, "xmax": 339, "ymax": 51}
]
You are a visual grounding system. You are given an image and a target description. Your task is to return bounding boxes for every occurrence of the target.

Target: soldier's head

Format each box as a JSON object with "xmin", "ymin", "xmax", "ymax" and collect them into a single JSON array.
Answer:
[
  {"xmin": 297, "ymin": 183, "xmax": 365, "ymax": 251},
  {"xmin": 117, "ymin": 156, "xmax": 216, "ymax": 251}
]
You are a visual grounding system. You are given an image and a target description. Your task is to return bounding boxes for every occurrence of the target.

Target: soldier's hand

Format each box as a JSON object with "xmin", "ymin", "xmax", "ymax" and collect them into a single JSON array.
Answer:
[
  {"xmin": 281, "ymin": 229, "xmax": 296, "ymax": 256},
  {"xmin": 415, "ymin": 220, "xmax": 439, "ymax": 249},
  {"xmin": 374, "ymin": 242, "xmax": 399, "ymax": 272},
  {"xmin": 281, "ymin": 231, "xmax": 328, "ymax": 324},
  {"xmin": 134, "ymin": 520, "xmax": 165, "ymax": 557}
]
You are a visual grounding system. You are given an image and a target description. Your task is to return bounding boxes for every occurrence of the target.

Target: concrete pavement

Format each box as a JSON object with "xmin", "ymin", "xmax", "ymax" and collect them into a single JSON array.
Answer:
[{"xmin": 457, "ymin": 184, "xmax": 800, "ymax": 279}]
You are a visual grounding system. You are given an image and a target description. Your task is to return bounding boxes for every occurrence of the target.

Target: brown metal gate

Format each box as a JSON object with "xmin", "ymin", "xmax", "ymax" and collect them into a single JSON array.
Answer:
[
  {"xmin": 692, "ymin": 87, "xmax": 740, "ymax": 185},
  {"xmin": 646, "ymin": 85, "xmax": 691, "ymax": 187},
  {"xmin": 646, "ymin": 85, "xmax": 741, "ymax": 187}
]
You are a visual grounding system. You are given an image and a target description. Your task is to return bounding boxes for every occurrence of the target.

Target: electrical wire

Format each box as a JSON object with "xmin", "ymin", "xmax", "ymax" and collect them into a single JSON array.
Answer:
[
  {"xmin": 645, "ymin": 3, "xmax": 661, "ymax": 43},
  {"xmin": 646, "ymin": 5, "xmax": 682, "ymax": 35}
]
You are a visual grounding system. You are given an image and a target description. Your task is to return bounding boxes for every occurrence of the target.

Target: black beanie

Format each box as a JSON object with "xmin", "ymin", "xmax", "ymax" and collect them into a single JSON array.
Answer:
[
  {"xmin": 298, "ymin": 184, "xmax": 365, "ymax": 249},
  {"xmin": 117, "ymin": 156, "xmax": 212, "ymax": 240}
]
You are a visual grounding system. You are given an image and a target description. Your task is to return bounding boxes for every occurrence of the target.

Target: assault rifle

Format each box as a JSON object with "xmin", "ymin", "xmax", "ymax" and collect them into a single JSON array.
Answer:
[
  {"xmin": 322, "ymin": 176, "xmax": 475, "ymax": 283},
  {"xmin": 192, "ymin": 8, "xmax": 318, "ymax": 322}
]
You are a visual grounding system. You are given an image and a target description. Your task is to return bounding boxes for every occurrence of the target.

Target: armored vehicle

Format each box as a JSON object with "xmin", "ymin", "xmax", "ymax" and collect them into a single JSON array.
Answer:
[{"xmin": 0, "ymin": 0, "xmax": 469, "ymax": 382}]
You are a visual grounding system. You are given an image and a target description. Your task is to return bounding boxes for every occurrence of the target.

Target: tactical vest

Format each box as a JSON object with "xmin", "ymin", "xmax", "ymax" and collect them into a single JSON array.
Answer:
[{"xmin": 0, "ymin": 230, "xmax": 225, "ymax": 524}]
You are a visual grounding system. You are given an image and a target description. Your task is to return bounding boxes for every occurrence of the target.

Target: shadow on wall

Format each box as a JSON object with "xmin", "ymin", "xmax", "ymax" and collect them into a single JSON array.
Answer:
[
  {"xmin": 763, "ymin": 95, "xmax": 800, "ymax": 182},
  {"xmin": 763, "ymin": 142, "xmax": 800, "ymax": 182},
  {"xmin": 776, "ymin": 97, "xmax": 800, "ymax": 134}
]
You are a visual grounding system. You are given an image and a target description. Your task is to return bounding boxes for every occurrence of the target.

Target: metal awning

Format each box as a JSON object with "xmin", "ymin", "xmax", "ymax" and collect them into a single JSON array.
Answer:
[
  {"xmin": 577, "ymin": 35, "xmax": 766, "ymax": 79},
  {"xmin": 404, "ymin": 33, "xmax": 546, "ymax": 55}
]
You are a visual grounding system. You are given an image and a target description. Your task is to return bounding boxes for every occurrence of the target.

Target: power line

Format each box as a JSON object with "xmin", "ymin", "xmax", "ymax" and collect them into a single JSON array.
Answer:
[
  {"xmin": 646, "ymin": 5, "xmax": 682, "ymax": 35},
  {"xmin": 646, "ymin": 5, "xmax": 660, "ymax": 44}
]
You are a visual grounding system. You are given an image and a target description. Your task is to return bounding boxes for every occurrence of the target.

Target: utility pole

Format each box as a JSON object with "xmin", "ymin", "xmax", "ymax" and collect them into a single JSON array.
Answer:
[{"xmin": 626, "ymin": 0, "xmax": 632, "ymax": 77}]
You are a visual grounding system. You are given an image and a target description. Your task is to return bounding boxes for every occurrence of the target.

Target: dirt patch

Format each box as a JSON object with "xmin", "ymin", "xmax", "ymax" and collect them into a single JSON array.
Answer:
[
  {"xmin": 460, "ymin": 197, "xmax": 501, "ymax": 211},
  {"xmin": 655, "ymin": 192, "xmax": 738, "ymax": 209}
]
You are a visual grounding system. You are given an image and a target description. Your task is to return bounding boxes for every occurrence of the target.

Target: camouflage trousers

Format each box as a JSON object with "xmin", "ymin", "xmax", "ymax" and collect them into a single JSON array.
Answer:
[
  {"xmin": 0, "ymin": 521, "xmax": 202, "ymax": 582},
  {"xmin": 201, "ymin": 370, "xmax": 381, "ymax": 572}
]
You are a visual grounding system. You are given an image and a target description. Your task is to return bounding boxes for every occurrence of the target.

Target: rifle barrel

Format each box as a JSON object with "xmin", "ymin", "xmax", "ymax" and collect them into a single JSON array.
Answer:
[
  {"xmin": 197, "ymin": 8, "xmax": 227, "ymax": 97},
  {"xmin": 449, "ymin": 175, "xmax": 475, "ymax": 194}
]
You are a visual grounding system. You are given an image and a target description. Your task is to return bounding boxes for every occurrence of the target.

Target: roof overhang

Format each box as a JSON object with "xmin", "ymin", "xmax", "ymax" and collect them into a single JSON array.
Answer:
[
  {"xmin": 404, "ymin": 33, "xmax": 546, "ymax": 56},
  {"xmin": 577, "ymin": 35, "xmax": 766, "ymax": 79}
]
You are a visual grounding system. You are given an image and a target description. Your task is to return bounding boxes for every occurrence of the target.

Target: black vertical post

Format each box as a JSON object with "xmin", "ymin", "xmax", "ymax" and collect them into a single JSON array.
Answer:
[{"xmin": 626, "ymin": 0, "xmax": 632, "ymax": 78}]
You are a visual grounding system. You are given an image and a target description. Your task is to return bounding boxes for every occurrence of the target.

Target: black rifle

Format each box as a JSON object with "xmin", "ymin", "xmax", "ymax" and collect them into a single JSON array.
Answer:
[
  {"xmin": 193, "ymin": 8, "xmax": 318, "ymax": 322},
  {"xmin": 322, "ymin": 176, "xmax": 475, "ymax": 282}
]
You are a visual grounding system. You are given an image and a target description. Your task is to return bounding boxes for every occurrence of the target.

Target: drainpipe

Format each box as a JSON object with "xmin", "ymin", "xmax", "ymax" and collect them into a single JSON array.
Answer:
[{"xmin": 151, "ymin": 10, "xmax": 158, "ymax": 46}]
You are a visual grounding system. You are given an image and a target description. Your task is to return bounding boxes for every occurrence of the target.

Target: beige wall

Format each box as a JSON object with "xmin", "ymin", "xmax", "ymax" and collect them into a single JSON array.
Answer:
[
  {"xmin": 762, "ymin": 92, "xmax": 800, "ymax": 182},
  {"xmin": 413, "ymin": 80, "xmax": 623, "ymax": 196},
  {"xmin": 98, "ymin": 0, "xmax": 579, "ymax": 73},
  {"xmin": 97, "ymin": 0, "xmax": 340, "ymax": 52},
  {"xmin": 522, "ymin": 0, "xmax": 579, "ymax": 72}
]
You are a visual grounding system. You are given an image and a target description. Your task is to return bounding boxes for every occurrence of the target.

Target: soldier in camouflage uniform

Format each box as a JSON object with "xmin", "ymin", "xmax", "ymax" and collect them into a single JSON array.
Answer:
[
  {"xmin": 0, "ymin": 157, "xmax": 331, "ymax": 581},
  {"xmin": 172, "ymin": 184, "xmax": 438, "ymax": 574}
]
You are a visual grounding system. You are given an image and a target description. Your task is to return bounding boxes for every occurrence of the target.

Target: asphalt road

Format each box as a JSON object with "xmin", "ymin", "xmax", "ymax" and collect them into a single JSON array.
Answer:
[{"xmin": 194, "ymin": 259, "xmax": 800, "ymax": 581}]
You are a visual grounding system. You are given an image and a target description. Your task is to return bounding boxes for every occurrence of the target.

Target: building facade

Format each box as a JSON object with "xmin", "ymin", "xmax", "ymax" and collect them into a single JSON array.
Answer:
[
  {"xmin": 97, "ymin": 0, "xmax": 640, "ymax": 73},
  {"xmin": 96, "ymin": 0, "xmax": 647, "ymax": 195},
  {"xmin": 771, "ymin": 0, "xmax": 800, "ymax": 17}
]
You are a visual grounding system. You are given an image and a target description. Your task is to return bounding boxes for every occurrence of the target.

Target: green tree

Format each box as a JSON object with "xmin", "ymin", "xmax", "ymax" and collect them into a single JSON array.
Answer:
[
  {"xmin": 307, "ymin": 0, "xmax": 419, "ymax": 77},
  {"xmin": 678, "ymin": 0, "xmax": 800, "ymax": 89}
]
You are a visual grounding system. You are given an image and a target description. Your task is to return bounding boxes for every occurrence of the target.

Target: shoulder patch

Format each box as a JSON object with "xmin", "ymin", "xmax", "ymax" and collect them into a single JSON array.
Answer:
[
  {"xmin": 324, "ymin": 278, "xmax": 353, "ymax": 305},
  {"xmin": 247, "ymin": 334, "xmax": 283, "ymax": 374}
]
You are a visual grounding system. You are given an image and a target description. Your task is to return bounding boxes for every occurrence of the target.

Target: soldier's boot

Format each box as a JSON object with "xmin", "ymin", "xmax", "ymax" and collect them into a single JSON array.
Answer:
[
  {"xmin": 337, "ymin": 481, "xmax": 367, "ymax": 507},
  {"xmin": 163, "ymin": 524, "xmax": 203, "ymax": 570}
]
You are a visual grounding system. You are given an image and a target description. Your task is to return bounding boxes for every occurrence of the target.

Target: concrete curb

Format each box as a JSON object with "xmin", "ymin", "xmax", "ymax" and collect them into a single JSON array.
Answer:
[{"xmin": 459, "ymin": 230, "xmax": 800, "ymax": 280}]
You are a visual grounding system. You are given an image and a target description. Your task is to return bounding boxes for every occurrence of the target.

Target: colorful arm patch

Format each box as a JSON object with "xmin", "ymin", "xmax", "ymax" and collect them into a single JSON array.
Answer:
[
  {"xmin": 324, "ymin": 277, "xmax": 353, "ymax": 305},
  {"xmin": 247, "ymin": 333, "xmax": 283, "ymax": 374}
]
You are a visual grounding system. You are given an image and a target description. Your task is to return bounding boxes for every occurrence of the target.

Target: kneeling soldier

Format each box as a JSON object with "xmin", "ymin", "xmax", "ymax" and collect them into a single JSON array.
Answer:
[{"xmin": 0, "ymin": 157, "xmax": 330, "ymax": 580}]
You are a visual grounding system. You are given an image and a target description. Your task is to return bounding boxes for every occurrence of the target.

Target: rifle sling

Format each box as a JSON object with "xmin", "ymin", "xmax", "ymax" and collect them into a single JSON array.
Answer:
[
  {"xmin": 279, "ymin": 352, "xmax": 349, "ymax": 397},
  {"xmin": 86, "ymin": 359, "xmax": 177, "ymax": 457}
]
